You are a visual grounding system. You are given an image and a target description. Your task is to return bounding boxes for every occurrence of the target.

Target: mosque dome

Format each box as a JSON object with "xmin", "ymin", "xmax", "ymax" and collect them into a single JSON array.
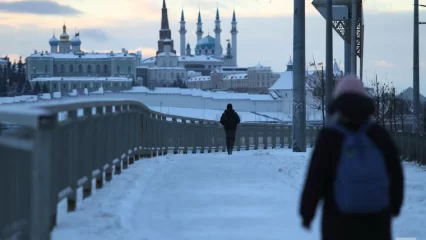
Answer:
[
  {"xmin": 49, "ymin": 35, "xmax": 59, "ymax": 46},
  {"xmin": 195, "ymin": 35, "xmax": 222, "ymax": 52},
  {"xmin": 70, "ymin": 35, "xmax": 81, "ymax": 46}
]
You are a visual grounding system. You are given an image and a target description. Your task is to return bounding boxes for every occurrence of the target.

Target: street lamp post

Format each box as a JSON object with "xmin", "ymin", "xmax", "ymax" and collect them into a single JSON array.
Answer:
[
  {"xmin": 325, "ymin": 0, "xmax": 333, "ymax": 122},
  {"xmin": 414, "ymin": 0, "xmax": 426, "ymax": 132}
]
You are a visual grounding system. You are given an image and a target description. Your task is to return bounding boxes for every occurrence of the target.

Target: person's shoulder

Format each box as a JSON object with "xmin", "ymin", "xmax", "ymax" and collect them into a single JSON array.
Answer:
[
  {"xmin": 316, "ymin": 126, "xmax": 345, "ymax": 144},
  {"xmin": 367, "ymin": 122, "xmax": 391, "ymax": 138}
]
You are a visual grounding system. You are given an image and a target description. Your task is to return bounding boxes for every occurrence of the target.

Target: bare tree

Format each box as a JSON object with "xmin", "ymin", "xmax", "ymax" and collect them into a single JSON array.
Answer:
[
  {"xmin": 369, "ymin": 74, "xmax": 392, "ymax": 127},
  {"xmin": 395, "ymin": 92, "xmax": 412, "ymax": 132},
  {"xmin": 306, "ymin": 59, "xmax": 338, "ymax": 127}
]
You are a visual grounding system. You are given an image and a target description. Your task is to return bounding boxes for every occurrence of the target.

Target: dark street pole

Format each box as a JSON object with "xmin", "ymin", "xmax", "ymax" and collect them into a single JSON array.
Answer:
[
  {"xmin": 414, "ymin": 0, "xmax": 420, "ymax": 132},
  {"xmin": 325, "ymin": 0, "xmax": 333, "ymax": 122},
  {"xmin": 292, "ymin": 0, "xmax": 306, "ymax": 152}
]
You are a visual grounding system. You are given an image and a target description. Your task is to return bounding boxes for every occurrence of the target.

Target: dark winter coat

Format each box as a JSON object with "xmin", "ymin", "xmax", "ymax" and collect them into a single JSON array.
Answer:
[
  {"xmin": 220, "ymin": 107, "xmax": 241, "ymax": 131},
  {"xmin": 299, "ymin": 93, "xmax": 404, "ymax": 240}
]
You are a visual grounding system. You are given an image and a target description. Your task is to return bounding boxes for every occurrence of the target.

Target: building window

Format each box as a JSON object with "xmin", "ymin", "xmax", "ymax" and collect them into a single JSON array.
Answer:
[
  {"xmin": 63, "ymin": 84, "xmax": 67, "ymax": 88},
  {"xmin": 117, "ymin": 66, "xmax": 120, "ymax": 73},
  {"xmin": 171, "ymin": 72, "xmax": 174, "ymax": 78},
  {"xmin": 44, "ymin": 65, "xmax": 48, "ymax": 73},
  {"xmin": 169, "ymin": 61, "xmax": 172, "ymax": 66},
  {"xmin": 78, "ymin": 64, "xmax": 83, "ymax": 73},
  {"xmin": 96, "ymin": 64, "xmax": 101, "ymax": 73},
  {"xmin": 87, "ymin": 65, "xmax": 92, "ymax": 73},
  {"xmin": 53, "ymin": 64, "xmax": 57, "ymax": 73},
  {"xmin": 60, "ymin": 64, "xmax": 65, "ymax": 73},
  {"xmin": 69, "ymin": 64, "xmax": 74, "ymax": 73},
  {"xmin": 128, "ymin": 66, "xmax": 131, "ymax": 73},
  {"xmin": 104, "ymin": 64, "xmax": 108, "ymax": 73}
]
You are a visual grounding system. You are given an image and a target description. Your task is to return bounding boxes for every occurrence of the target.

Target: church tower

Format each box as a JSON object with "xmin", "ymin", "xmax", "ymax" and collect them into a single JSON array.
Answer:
[
  {"xmin": 179, "ymin": 9, "xmax": 187, "ymax": 56},
  {"xmin": 157, "ymin": 0, "xmax": 176, "ymax": 55}
]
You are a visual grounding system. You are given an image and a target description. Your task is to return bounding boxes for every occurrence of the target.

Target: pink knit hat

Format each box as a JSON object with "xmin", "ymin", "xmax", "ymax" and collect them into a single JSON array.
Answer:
[{"xmin": 333, "ymin": 75, "xmax": 366, "ymax": 98}]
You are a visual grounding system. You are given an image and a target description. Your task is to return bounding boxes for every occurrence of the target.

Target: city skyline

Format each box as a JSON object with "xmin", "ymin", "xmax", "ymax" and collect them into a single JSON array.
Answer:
[{"xmin": 0, "ymin": 0, "xmax": 425, "ymax": 93}]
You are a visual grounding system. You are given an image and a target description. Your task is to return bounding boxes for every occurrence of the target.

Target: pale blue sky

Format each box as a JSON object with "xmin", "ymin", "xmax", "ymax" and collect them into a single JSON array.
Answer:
[{"xmin": 0, "ymin": 0, "xmax": 425, "ymax": 93}]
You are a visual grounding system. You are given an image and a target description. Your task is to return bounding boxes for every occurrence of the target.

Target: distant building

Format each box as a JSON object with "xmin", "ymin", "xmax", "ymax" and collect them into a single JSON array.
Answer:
[
  {"xmin": 26, "ymin": 24, "xmax": 140, "ymax": 93},
  {"xmin": 187, "ymin": 63, "xmax": 280, "ymax": 93}
]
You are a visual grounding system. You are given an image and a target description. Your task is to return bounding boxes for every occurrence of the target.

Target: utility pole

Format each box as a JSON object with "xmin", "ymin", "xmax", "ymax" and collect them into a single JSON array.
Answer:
[
  {"xmin": 351, "ymin": 0, "xmax": 358, "ymax": 75},
  {"xmin": 413, "ymin": 0, "xmax": 420, "ymax": 132},
  {"xmin": 292, "ymin": 0, "xmax": 306, "ymax": 152},
  {"xmin": 325, "ymin": 0, "xmax": 333, "ymax": 122}
]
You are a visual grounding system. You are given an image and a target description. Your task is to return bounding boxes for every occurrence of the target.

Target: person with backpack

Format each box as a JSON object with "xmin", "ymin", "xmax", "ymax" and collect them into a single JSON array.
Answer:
[
  {"xmin": 220, "ymin": 103, "xmax": 241, "ymax": 155},
  {"xmin": 299, "ymin": 75, "xmax": 404, "ymax": 240}
]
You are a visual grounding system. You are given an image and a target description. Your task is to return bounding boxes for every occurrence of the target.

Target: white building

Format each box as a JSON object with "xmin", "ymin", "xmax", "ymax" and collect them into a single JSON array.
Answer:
[{"xmin": 25, "ymin": 24, "xmax": 140, "ymax": 93}]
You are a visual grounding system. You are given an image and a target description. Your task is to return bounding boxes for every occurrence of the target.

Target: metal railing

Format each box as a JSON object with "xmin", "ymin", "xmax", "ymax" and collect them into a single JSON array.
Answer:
[
  {"xmin": 0, "ymin": 99, "xmax": 424, "ymax": 239},
  {"xmin": 0, "ymin": 99, "xmax": 319, "ymax": 239}
]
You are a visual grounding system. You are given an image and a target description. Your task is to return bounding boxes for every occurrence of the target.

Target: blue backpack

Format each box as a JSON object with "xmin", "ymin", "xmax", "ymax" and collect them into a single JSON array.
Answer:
[{"xmin": 328, "ymin": 119, "xmax": 390, "ymax": 214}]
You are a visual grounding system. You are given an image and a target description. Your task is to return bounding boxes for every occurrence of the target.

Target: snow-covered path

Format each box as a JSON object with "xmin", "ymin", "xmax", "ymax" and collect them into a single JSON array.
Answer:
[{"xmin": 52, "ymin": 149, "xmax": 425, "ymax": 240}]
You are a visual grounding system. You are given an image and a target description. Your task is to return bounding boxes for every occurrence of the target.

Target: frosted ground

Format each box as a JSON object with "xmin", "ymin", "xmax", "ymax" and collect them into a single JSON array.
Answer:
[{"xmin": 51, "ymin": 149, "xmax": 425, "ymax": 240}]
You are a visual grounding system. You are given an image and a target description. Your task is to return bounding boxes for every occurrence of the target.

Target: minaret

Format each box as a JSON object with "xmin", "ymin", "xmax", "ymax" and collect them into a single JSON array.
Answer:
[
  {"xmin": 179, "ymin": 9, "xmax": 187, "ymax": 56},
  {"xmin": 231, "ymin": 10, "xmax": 238, "ymax": 66},
  {"xmin": 157, "ymin": 0, "xmax": 176, "ymax": 55},
  {"xmin": 186, "ymin": 43, "xmax": 191, "ymax": 56},
  {"xmin": 196, "ymin": 10, "xmax": 203, "ymax": 42},
  {"xmin": 214, "ymin": 8, "xmax": 222, "ymax": 58}
]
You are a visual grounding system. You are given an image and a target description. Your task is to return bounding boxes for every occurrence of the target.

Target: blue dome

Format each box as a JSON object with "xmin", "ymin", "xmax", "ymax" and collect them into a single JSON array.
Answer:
[
  {"xmin": 70, "ymin": 36, "xmax": 81, "ymax": 46},
  {"xmin": 49, "ymin": 36, "xmax": 59, "ymax": 46},
  {"xmin": 195, "ymin": 35, "xmax": 222, "ymax": 50}
]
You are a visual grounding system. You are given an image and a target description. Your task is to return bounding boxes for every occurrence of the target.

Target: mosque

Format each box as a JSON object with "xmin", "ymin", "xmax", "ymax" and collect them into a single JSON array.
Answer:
[{"xmin": 139, "ymin": 0, "xmax": 241, "ymax": 87}]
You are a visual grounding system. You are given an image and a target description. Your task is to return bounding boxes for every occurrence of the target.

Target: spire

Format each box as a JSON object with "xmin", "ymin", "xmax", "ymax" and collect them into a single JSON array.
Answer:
[
  {"xmin": 180, "ymin": 9, "xmax": 185, "ymax": 21},
  {"xmin": 232, "ymin": 9, "xmax": 236, "ymax": 22},
  {"xmin": 62, "ymin": 23, "xmax": 66, "ymax": 33},
  {"xmin": 160, "ymin": 0, "xmax": 170, "ymax": 30},
  {"xmin": 216, "ymin": 7, "xmax": 220, "ymax": 21},
  {"xmin": 197, "ymin": 10, "xmax": 202, "ymax": 23}
]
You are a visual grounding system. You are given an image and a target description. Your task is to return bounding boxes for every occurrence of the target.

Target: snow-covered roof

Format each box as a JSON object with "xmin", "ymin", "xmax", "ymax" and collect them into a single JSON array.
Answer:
[
  {"xmin": 28, "ymin": 52, "xmax": 136, "ymax": 59},
  {"xmin": 124, "ymin": 87, "xmax": 276, "ymax": 101},
  {"xmin": 179, "ymin": 55, "xmax": 223, "ymax": 63},
  {"xmin": 141, "ymin": 57, "xmax": 156, "ymax": 63},
  {"xmin": 248, "ymin": 63, "xmax": 271, "ymax": 71},
  {"xmin": 158, "ymin": 52, "xmax": 176, "ymax": 57},
  {"xmin": 188, "ymin": 76, "xmax": 211, "ymax": 82},
  {"xmin": 223, "ymin": 74, "xmax": 248, "ymax": 80},
  {"xmin": 269, "ymin": 72, "xmax": 293, "ymax": 90},
  {"xmin": 30, "ymin": 77, "xmax": 132, "ymax": 82},
  {"xmin": 148, "ymin": 66, "xmax": 186, "ymax": 70}
]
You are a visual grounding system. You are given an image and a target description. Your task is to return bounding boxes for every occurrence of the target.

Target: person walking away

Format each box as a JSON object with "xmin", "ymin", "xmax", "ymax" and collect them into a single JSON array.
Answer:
[
  {"xmin": 220, "ymin": 103, "xmax": 241, "ymax": 155},
  {"xmin": 299, "ymin": 75, "xmax": 404, "ymax": 240}
]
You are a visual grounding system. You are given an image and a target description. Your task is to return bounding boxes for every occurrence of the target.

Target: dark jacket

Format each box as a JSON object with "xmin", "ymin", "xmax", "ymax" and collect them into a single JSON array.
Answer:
[
  {"xmin": 220, "ymin": 108, "xmax": 241, "ymax": 131},
  {"xmin": 299, "ymin": 93, "xmax": 404, "ymax": 240}
]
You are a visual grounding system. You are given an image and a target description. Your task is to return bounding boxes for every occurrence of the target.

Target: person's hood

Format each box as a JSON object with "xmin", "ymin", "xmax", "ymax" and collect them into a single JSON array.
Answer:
[{"xmin": 327, "ymin": 93, "xmax": 375, "ymax": 123}]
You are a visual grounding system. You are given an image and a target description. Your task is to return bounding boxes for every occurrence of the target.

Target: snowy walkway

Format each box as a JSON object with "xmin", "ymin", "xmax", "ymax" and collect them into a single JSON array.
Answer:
[{"xmin": 52, "ymin": 149, "xmax": 426, "ymax": 240}]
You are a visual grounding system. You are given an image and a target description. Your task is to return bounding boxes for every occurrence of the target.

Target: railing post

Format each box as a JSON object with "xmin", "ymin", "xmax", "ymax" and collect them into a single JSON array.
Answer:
[{"xmin": 67, "ymin": 110, "xmax": 78, "ymax": 212}]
